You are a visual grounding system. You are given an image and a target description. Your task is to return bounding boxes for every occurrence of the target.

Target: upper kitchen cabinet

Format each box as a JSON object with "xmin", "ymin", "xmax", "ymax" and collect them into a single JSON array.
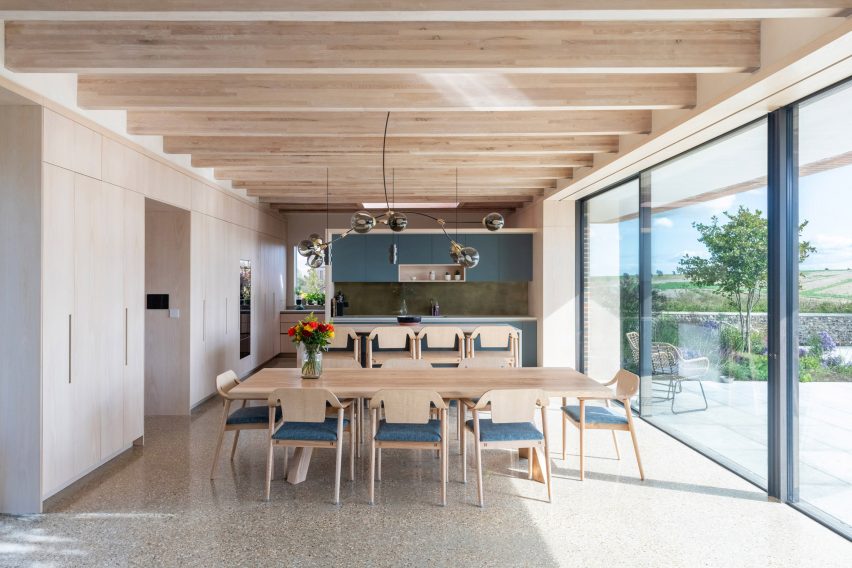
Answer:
[
  {"xmin": 463, "ymin": 234, "xmax": 500, "ymax": 282},
  {"xmin": 330, "ymin": 233, "xmax": 365, "ymax": 282},
  {"xmin": 499, "ymin": 233, "xmax": 533, "ymax": 281},
  {"xmin": 362, "ymin": 234, "xmax": 397, "ymax": 282},
  {"xmin": 397, "ymin": 234, "xmax": 432, "ymax": 264}
]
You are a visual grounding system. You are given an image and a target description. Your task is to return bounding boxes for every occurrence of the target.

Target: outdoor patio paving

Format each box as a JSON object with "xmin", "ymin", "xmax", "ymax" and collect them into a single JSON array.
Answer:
[{"xmin": 644, "ymin": 380, "xmax": 852, "ymax": 530}]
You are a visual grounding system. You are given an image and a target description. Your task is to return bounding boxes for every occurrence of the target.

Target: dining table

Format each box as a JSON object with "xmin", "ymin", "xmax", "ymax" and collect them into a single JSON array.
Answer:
[{"xmin": 230, "ymin": 366, "xmax": 613, "ymax": 485}]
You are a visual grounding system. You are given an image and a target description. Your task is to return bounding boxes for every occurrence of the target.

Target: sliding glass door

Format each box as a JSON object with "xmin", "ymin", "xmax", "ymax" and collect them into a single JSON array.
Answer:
[
  {"xmin": 582, "ymin": 180, "xmax": 639, "ymax": 382},
  {"xmin": 795, "ymin": 81, "xmax": 852, "ymax": 532}
]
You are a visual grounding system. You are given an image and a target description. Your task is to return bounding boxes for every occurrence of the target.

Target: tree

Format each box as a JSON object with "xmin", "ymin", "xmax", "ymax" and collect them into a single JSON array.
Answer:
[{"xmin": 678, "ymin": 206, "xmax": 814, "ymax": 355}]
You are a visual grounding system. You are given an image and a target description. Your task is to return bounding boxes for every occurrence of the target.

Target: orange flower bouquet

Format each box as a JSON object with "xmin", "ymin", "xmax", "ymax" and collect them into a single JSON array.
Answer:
[{"xmin": 288, "ymin": 313, "xmax": 335, "ymax": 378}]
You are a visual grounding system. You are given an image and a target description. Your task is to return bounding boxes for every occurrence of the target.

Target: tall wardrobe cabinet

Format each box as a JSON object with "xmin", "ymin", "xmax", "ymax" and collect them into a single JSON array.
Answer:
[{"xmin": 0, "ymin": 106, "xmax": 145, "ymax": 514}]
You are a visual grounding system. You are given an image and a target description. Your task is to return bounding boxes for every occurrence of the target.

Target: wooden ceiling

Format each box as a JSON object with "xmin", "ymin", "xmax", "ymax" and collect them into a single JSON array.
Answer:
[{"xmin": 2, "ymin": 2, "xmax": 849, "ymax": 213}]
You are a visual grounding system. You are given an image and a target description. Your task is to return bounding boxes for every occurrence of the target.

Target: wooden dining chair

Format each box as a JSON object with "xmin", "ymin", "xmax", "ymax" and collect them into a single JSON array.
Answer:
[
  {"xmin": 369, "ymin": 389, "xmax": 448, "ymax": 506},
  {"xmin": 416, "ymin": 326, "xmax": 466, "ymax": 364},
  {"xmin": 461, "ymin": 389, "xmax": 551, "ymax": 507},
  {"xmin": 265, "ymin": 387, "xmax": 355, "ymax": 504},
  {"xmin": 323, "ymin": 357, "xmax": 364, "ymax": 456},
  {"xmin": 453, "ymin": 358, "xmax": 511, "ymax": 445},
  {"xmin": 467, "ymin": 325, "xmax": 519, "ymax": 367},
  {"xmin": 210, "ymin": 370, "xmax": 279, "ymax": 478},
  {"xmin": 561, "ymin": 369, "xmax": 644, "ymax": 481},
  {"xmin": 324, "ymin": 326, "xmax": 361, "ymax": 364},
  {"xmin": 366, "ymin": 326, "xmax": 417, "ymax": 368}
]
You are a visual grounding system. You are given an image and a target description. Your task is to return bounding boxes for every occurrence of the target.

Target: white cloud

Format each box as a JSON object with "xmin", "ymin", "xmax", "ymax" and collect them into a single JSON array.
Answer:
[
  {"xmin": 654, "ymin": 217, "xmax": 673, "ymax": 228},
  {"xmin": 703, "ymin": 195, "xmax": 737, "ymax": 215}
]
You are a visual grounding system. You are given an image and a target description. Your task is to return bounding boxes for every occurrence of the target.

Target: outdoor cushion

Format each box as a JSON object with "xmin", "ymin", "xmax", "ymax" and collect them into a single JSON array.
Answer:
[
  {"xmin": 465, "ymin": 419, "xmax": 542, "ymax": 442},
  {"xmin": 562, "ymin": 405, "xmax": 628, "ymax": 425},
  {"xmin": 226, "ymin": 405, "xmax": 281, "ymax": 425},
  {"xmin": 375, "ymin": 420, "xmax": 442, "ymax": 443},
  {"xmin": 272, "ymin": 417, "xmax": 348, "ymax": 441}
]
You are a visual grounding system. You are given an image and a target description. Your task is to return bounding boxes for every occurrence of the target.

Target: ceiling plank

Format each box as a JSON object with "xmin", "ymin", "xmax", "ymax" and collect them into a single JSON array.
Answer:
[
  {"xmin": 165, "ymin": 135, "xmax": 619, "ymax": 155},
  {"xmin": 214, "ymin": 166, "xmax": 571, "ymax": 182},
  {"xmin": 0, "ymin": 1, "xmax": 847, "ymax": 20},
  {"xmin": 5, "ymin": 20, "xmax": 759, "ymax": 73},
  {"xmin": 191, "ymin": 153, "xmax": 594, "ymax": 169},
  {"xmin": 128, "ymin": 110, "xmax": 651, "ymax": 137},
  {"xmin": 78, "ymin": 73, "xmax": 696, "ymax": 111},
  {"xmin": 240, "ymin": 183, "xmax": 552, "ymax": 194}
]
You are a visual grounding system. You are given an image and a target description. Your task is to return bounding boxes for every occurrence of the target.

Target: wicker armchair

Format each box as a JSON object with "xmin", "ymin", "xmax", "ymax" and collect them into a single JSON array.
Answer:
[{"xmin": 625, "ymin": 332, "xmax": 709, "ymax": 414}]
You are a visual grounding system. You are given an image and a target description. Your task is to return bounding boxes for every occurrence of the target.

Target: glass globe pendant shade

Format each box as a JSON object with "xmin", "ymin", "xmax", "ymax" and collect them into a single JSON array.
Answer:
[
  {"xmin": 350, "ymin": 211, "xmax": 376, "ymax": 234},
  {"xmin": 482, "ymin": 212, "xmax": 505, "ymax": 232},
  {"xmin": 306, "ymin": 253, "xmax": 324, "ymax": 269},
  {"xmin": 448, "ymin": 242, "xmax": 462, "ymax": 264},
  {"xmin": 309, "ymin": 233, "xmax": 324, "ymax": 245},
  {"xmin": 387, "ymin": 212, "xmax": 408, "ymax": 232},
  {"xmin": 297, "ymin": 239, "xmax": 315, "ymax": 257},
  {"xmin": 458, "ymin": 246, "xmax": 480, "ymax": 268}
]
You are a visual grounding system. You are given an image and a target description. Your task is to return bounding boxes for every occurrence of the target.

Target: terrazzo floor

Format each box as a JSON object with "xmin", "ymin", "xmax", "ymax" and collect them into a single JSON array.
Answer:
[{"xmin": 1, "ymin": 372, "xmax": 850, "ymax": 566}]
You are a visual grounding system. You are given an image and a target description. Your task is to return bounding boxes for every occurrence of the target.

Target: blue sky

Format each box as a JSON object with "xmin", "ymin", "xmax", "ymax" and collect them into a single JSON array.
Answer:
[{"xmin": 593, "ymin": 165, "xmax": 852, "ymax": 277}]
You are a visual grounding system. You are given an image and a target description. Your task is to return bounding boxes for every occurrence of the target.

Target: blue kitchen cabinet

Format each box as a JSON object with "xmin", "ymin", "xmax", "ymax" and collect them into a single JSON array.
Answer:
[
  {"xmin": 330, "ymin": 233, "xmax": 365, "ymax": 281},
  {"xmin": 397, "ymin": 234, "xmax": 432, "ymax": 264},
  {"xmin": 499, "ymin": 234, "xmax": 533, "ymax": 281},
  {"xmin": 463, "ymin": 233, "xmax": 500, "ymax": 281},
  {"xmin": 362, "ymin": 234, "xmax": 398, "ymax": 282},
  {"xmin": 430, "ymin": 234, "xmax": 454, "ymax": 264}
]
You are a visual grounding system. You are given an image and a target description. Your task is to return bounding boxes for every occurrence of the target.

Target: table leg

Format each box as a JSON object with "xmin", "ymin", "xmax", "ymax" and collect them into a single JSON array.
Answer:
[
  {"xmin": 518, "ymin": 447, "xmax": 545, "ymax": 484},
  {"xmin": 287, "ymin": 447, "xmax": 313, "ymax": 484}
]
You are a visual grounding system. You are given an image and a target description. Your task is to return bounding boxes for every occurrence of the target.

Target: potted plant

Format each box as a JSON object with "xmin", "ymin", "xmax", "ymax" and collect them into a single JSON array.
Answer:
[{"xmin": 287, "ymin": 313, "xmax": 335, "ymax": 379}]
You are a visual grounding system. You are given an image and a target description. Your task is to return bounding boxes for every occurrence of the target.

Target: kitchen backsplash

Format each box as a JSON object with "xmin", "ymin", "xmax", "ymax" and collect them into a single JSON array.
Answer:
[{"xmin": 333, "ymin": 282, "xmax": 529, "ymax": 316}]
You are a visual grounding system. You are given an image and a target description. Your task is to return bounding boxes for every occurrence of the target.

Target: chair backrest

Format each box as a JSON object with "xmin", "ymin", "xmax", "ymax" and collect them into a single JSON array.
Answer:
[
  {"xmin": 625, "ymin": 332, "xmax": 640, "ymax": 365},
  {"xmin": 470, "ymin": 325, "xmax": 517, "ymax": 349},
  {"xmin": 458, "ymin": 358, "xmax": 509, "ymax": 369},
  {"xmin": 474, "ymin": 389, "xmax": 545, "ymax": 424},
  {"xmin": 268, "ymin": 388, "xmax": 343, "ymax": 423},
  {"xmin": 328, "ymin": 326, "xmax": 357, "ymax": 350},
  {"xmin": 370, "ymin": 389, "xmax": 446, "ymax": 424},
  {"xmin": 324, "ymin": 357, "xmax": 362, "ymax": 369},
  {"xmin": 369, "ymin": 326, "xmax": 415, "ymax": 350},
  {"xmin": 613, "ymin": 369, "xmax": 640, "ymax": 399},
  {"xmin": 216, "ymin": 370, "xmax": 240, "ymax": 398},
  {"xmin": 381, "ymin": 359, "xmax": 433, "ymax": 369},
  {"xmin": 417, "ymin": 326, "xmax": 464, "ymax": 349}
]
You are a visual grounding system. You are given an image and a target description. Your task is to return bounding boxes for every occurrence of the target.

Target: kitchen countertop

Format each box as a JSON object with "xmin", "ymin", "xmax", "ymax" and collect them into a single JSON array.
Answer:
[{"xmin": 332, "ymin": 315, "xmax": 536, "ymax": 323}]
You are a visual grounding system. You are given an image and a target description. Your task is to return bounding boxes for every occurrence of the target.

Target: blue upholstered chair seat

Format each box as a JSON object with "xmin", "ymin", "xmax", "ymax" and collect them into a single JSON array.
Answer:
[
  {"xmin": 465, "ymin": 419, "xmax": 542, "ymax": 442},
  {"xmin": 226, "ymin": 405, "xmax": 281, "ymax": 425},
  {"xmin": 562, "ymin": 405, "xmax": 627, "ymax": 425},
  {"xmin": 375, "ymin": 420, "xmax": 442, "ymax": 442},
  {"xmin": 272, "ymin": 417, "xmax": 349, "ymax": 441}
]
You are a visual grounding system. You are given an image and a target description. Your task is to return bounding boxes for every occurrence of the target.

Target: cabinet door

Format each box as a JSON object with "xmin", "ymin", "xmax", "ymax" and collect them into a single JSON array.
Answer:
[
  {"xmin": 499, "ymin": 234, "xmax": 533, "ymax": 281},
  {"xmin": 204, "ymin": 216, "xmax": 227, "ymax": 391},
  {"xmin": 41, "ymin": 164, "xmax": 77, "ymax": 495},
  {"xmin": 122, "ymin": 189, "xmax": 145, "ymax": 444},
  {"xmin": 330, "ymin": 233, "xmax": 365, "ymax": 282},
  {"xmin": 189, "ymin": 211, "xmax": 208, "ymax": 407},
  {"xmin": 362, "ymin": 234, "xmax": 397, "ymax": 282},
  {"xmin": 397, "ymin": 234, "xmax": 432, "ymax": 264},
  {"xmin": 99, "ymin": 182, "xmax": 126, "ymax": 460},
  {"xmin": 430, "ymin": 234, "xmax": 453, "ymax": 264},
  {"xmin": 464, "ymin": 234, "xmax": 499, "ymax": 281},
  {"xmin": 72, "ymin": 174, "xmax": 104, "ymax": 471}
]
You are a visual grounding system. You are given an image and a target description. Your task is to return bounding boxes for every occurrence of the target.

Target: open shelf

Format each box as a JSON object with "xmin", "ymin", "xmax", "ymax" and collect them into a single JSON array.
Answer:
[{"xmin": 398, "ymin": 264, "xmax": 465, "ymax": 282}]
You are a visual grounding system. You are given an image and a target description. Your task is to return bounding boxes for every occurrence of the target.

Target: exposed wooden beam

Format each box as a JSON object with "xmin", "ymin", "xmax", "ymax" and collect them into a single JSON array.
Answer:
[
  {"xmin": 240, "ymin": 183, "xmax": 552, "ymax": 194},
  {"xmin": 215, "ymin": 166, "xmax": 571, "ymax": 182},
  {"xmin": 128, "ymin": 110, "xmax": 651, "ymax": 137},
  {"xmin": 192, "ymin": 153, "xmax": 595, "ymax": 169},
  {"xmin": 5, "ymin": 20, "xmax": 759, "ymax": 73},
  {"xmin": 165, "ymin": 135, "xmax": 619, "ymax": 155},
  {"xmin": 1, "ymin": 2, "xmax": 848, "ymax": 21},
  {"xmin": 78, "ymin": 73, "xmax": 696, "ymax": 111}
]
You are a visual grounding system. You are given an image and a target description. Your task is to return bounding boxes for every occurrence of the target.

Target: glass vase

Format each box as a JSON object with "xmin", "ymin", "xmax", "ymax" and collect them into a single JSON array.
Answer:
[{"xmin": 299, "ymin": 344, "xmax": 323, "ymax": 379}]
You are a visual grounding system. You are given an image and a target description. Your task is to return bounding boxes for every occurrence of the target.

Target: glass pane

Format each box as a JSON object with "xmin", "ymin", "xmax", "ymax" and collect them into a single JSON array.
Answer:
[
  {"xmin": 796, "ymin": 80, "xmax": 852, "ymax": 530},
  {"xmin": 294, "ymin": 246, "xmax": 326, "ymax": 306},
  {"xmin": 646, "ymin": 120, "xmax": 769, "ymax": 485},
  {"xmin": 583, "ymin": 179, "xmax": 639, "ymax": 382}
]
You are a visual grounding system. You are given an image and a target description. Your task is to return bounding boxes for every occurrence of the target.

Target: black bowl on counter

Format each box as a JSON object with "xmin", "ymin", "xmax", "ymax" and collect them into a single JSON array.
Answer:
[{"xmin": 396, "ymin": 315, "xmax": 422, "ymax": 326}]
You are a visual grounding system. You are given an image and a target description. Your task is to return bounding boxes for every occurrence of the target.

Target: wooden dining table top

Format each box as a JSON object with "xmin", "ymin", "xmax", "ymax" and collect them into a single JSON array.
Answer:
[{"xmin": 230, "ymin": 366, "xmax": 613, "ymax": 400}]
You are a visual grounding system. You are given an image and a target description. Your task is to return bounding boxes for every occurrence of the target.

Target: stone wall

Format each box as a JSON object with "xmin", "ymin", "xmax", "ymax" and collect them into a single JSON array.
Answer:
[{"xmin": 657, "ymin": 312, "xmax": 852, "ymax": 346}]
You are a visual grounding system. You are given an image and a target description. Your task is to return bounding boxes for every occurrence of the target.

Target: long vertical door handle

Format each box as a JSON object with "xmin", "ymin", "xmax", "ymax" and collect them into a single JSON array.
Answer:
[
  {"xmin": 68, "ymin": 314, "xmax": 72, "ymax": 384},
  {"xmin": 225, "ymin": 297, "xmax": 228, "ymax": 334},
  {"xmin": 202, "ymin": 299, "xmax": 206, "ymax": 342},
  {"xmin": 125, "ymin": 307, "xmax": 129, "ymax": 366}
]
